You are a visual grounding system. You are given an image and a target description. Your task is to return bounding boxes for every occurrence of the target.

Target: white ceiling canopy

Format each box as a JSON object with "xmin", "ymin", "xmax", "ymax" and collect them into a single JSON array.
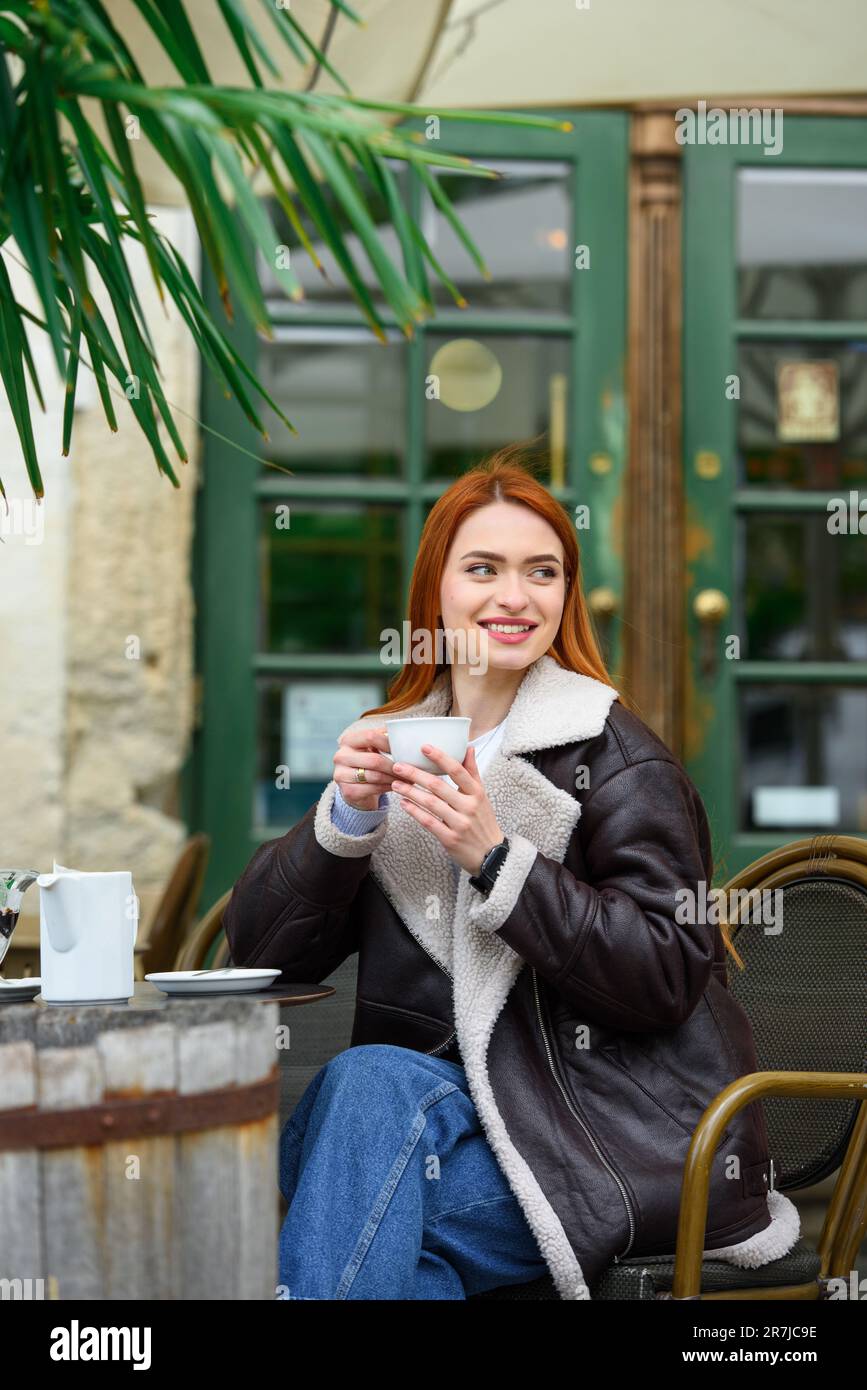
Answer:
[
  {"xmin": 418, "ymin": 0, "xmax": 867, "ymax": 108},
  {"xmin": 103, "ymin": 0, "xmax": 865, "ymax": 205}
]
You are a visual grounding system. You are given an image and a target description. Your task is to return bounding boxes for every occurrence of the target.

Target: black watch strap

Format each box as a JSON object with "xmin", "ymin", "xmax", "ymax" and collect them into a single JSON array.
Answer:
[{"xmin": 469, "ymin": 836, "xmax": 510, "ymax": 896}]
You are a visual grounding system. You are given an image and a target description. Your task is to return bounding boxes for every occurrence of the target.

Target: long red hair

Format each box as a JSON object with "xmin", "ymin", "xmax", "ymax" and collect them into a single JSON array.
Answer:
[{"xmin": 360, "ymin": 445, "xmax": 622, "ymax": 718}]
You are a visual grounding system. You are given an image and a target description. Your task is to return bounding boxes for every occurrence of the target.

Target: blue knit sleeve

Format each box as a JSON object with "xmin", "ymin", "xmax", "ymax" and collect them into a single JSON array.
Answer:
[{"xmin": 330, "ymin": 783, "xmax": 390, "ymax": 836}]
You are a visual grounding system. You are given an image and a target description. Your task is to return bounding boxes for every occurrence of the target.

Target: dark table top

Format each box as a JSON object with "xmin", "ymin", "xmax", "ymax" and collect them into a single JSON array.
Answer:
[{"xmin": 4, "ymin": 980, "xmax": 336, "ymax": 1012}]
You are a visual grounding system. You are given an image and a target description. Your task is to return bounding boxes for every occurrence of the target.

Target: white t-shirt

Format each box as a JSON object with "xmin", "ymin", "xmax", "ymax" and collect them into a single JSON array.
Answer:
[{"xmin": 443, "ymin": 713, "xmax": 509, "ymax": 789}]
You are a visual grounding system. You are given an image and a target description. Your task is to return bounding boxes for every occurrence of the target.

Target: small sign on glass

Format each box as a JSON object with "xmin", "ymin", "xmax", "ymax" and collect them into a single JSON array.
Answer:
[
  {"xmin": 776, "ymin": 360, "xmax": 839, "ymax": 443},
  {"xmin": 284, "ymin": 681, "xmax": 384, "ymax": 781}
]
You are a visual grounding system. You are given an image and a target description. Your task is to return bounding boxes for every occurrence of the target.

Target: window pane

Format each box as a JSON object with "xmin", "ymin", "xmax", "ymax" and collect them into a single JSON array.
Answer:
[
  {"xmin": 421, "ymin": 159, "xmax": 573, "ymax": 315},
  {"xmin": 739, "ymin": 514, "xmax": 867, "ymax": 660},
  {"xmin": 737, "ymin": 168, "xmax": 867, "ymax": 321},
  {"xmin": 255, "ymin": 173, "xmax": 409, "ymax": 313},
  {"xmin": 737, "ymin": 341, "xmax": 867, "ymax": 489},
  {"xmin": 739, "ymin": 684, "xmax": 867, "ymax": 832},
  {"xmin": 257, "ymin": 333, "xmax": 407, "ymax": 477},
  {"xmin": 258, "ymin": 502, "xmax": 404, "ymax": 654},
  {"xmin": 254, "ymin": 675, "xmax": 388, "ymax": 828},
  {"xmin": 424, "ymin": 333, "xmax": 570, "ymax": 483}
]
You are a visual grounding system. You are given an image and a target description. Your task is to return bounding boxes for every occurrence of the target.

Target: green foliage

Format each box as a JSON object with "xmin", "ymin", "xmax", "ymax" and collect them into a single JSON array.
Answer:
[{"xmin": 0, "ymin": 0, "xmax": 568, "ymax": 498}]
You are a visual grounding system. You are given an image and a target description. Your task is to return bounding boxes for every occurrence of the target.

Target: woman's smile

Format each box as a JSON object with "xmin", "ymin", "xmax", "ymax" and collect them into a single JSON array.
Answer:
[{"xmin": 476, "ymin": 620, "xmax": 538, "ymax": 645}]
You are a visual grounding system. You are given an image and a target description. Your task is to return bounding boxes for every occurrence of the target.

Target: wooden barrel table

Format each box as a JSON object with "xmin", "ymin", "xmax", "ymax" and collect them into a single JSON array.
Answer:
[{"xmin": 0, "ymin": 987, "xmax": 280, "ymax": 1299}]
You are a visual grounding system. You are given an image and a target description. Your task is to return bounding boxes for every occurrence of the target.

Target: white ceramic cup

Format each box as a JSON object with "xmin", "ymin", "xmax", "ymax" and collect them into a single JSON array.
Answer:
[{"xmin": 384, "ymin": 716, "xmax": 472, "ymax": 775}]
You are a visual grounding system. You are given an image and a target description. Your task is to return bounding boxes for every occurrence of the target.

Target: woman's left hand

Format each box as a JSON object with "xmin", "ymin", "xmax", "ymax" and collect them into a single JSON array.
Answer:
[{"xmin": 391, "ymin": 744, "xmax": 506, "ymax": 877}]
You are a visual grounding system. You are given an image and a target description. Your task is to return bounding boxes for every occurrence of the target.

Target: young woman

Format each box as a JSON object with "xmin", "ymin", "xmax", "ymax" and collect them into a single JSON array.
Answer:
[{"xmin": 224, "ymin": 448, "xmax": 800, "ymax": 1301}]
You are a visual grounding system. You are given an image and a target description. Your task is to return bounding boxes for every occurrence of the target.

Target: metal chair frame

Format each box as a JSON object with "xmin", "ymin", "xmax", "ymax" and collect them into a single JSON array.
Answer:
[{"xmin": 669, "ymin": 834, "xmax": 867, "ymax": 1300}]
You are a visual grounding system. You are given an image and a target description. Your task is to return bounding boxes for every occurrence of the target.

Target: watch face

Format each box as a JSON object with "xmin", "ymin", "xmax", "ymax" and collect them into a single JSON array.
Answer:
[
  {"xmin": 484, "ymin": 840, "xmax": 508, "ymax": 878},
  {"xmin": 472, "ymin": 838, "xmax": 508, "ymax": 894}
]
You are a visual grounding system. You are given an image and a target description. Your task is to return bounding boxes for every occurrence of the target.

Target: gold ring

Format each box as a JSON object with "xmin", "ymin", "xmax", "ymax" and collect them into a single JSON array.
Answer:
[{"xmin": 355, "ymin": 767, "xmax": 367, "ymax": 784}]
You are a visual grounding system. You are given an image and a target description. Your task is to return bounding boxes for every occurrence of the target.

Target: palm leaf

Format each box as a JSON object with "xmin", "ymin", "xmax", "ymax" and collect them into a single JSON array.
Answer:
[
  {"xmin": 0, "ymin": 0, "xmax": 570, "ymax": 494},
  {"xmin": 414, "ymin": 158, "xmax": 492, "ymax": 280},
  {"xmin": 215, "ymin": 0, "xmax": 280, "ymax": 87},
  {"xmin": 0, "ymin": 55, "xmax": 69, "ymax": 375},
  {"xmin": 0, "ymin": 252, "xmax": 43, "ymax": 497},
  {"xmin": 263, "ymin": 120, "xmax": 389, "ymax": 341},
  {"xmin": 62, "ymin": 303, "xmax": 83, "ymax": 455}
]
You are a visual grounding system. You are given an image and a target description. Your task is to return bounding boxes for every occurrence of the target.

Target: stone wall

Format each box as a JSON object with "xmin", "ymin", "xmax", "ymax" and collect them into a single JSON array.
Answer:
[{"xmin": 0, "ymin": 208, "xmax": 200, "ymax": 896}]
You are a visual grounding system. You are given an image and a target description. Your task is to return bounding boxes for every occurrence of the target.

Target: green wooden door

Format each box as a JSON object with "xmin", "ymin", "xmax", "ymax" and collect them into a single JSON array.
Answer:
[
  {"xmin": 683, "ymin": 118, "xmax": 867, "ymax": 883},
  {"xmin": 187, "ymin": 112, "xmax": 629, "ymax": 912}
]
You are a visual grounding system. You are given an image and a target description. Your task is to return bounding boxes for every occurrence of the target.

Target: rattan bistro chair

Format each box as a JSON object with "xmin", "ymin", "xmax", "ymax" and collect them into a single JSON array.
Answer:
[
  {"xmin": 138, "ymin": 833, "xmax": 211, "ymax": 976},
  {"xmin": 172, "ymin": 888, "xmax": 233, "ymax": 971},
  {"xmin": 471, "ymin": 833, "xmax": 867, "ymax": 1300}
]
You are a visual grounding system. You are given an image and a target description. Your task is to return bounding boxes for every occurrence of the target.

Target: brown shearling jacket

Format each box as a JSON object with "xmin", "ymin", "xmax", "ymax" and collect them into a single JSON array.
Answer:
[{"xmin": 224, "ymin": 654, "xmax": 800, "ymax": 1298}]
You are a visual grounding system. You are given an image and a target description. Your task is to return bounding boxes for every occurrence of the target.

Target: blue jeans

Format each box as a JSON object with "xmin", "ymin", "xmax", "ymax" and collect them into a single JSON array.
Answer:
[{"xmin": 276, "ymin": 1043, "xmax": 550, "ymax": 1300}]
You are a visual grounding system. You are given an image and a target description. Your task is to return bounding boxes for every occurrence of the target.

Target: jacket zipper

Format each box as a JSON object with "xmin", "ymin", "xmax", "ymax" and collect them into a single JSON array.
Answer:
[
  {"xmin": 425, "ymin": 1030, "xmax": 457, "ymax": 1057},
  {"xmin": 532, "ymin": 968, "xmax": 636, "ymax": 1262}
]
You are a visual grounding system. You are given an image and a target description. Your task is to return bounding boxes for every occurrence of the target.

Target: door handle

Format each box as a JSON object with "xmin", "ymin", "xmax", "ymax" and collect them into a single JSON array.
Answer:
[
  {"xmin": 693, "ymin": 588, "xmax": 730, "ymax": 679},
  {"xmin": 588, "ymin": 587, "xmax": 619, "ymax": 653},
  {"xmin": 588, "ymin": 586, "xmax": 619, "ymax": 623}
]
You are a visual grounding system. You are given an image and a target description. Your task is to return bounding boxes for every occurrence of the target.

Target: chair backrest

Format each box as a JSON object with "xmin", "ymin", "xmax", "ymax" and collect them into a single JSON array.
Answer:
[
  {"xmin": 721, "ymin": 834, "xmax": 867, "ymax": 1191},
  {"xmin": 173, "ymin": 887, "xmax": 232, "ymax": 971},
  {"xmin": 139, "ymin": 833, "xmax": 210, "ymax": 975}
]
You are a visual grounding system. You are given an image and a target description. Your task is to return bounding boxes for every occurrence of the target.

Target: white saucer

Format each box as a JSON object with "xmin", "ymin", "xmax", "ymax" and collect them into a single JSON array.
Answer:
[
  {"xmin": 0, "ymin": 977, "xmax": 42, "ymax": 1003},
  {"xmin": 145, "ymin": 969, "xmax": 281, "ymax": 995}
]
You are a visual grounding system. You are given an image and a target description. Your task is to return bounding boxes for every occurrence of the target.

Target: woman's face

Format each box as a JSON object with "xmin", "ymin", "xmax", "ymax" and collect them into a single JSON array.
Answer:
[{"xmin": 438, "ymin": 502, "xmax": 568, "ymax": 671}]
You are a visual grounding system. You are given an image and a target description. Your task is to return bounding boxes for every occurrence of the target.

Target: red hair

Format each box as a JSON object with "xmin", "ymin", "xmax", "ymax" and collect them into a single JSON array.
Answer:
[{"xmin": 361, "ymin": 445, "xmax": 626, "ymax": 718}]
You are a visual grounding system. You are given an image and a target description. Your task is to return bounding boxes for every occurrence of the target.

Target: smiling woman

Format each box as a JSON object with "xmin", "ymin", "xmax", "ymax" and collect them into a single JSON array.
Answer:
[{"xmin": 223, "ymin": 444, "xmax": 799, "ymax": 1301}]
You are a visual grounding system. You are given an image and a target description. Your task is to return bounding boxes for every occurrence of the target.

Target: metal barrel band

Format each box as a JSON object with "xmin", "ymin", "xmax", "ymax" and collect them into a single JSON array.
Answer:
[{"xmin": 0, "ymin": 1068, "xmax": 279, "ymax": 1151}]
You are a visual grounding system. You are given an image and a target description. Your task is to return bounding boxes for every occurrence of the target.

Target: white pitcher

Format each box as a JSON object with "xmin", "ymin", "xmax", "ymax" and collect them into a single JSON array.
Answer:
[{"xmin": 36, "ymin": 862, "xmax": 138, "ymax": 1003}]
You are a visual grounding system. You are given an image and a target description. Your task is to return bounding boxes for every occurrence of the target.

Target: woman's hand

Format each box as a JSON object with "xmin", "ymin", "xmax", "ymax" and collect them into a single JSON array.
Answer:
[
  {"xmin": 391, "ymin": 743, "xmax": 506, "ymax": 877},
  {"xmin": 333, "ymin": 726, "xmax": 396, "ymax": 812}
]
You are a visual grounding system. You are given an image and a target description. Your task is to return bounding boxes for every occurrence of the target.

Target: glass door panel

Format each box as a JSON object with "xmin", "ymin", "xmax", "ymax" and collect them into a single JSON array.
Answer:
[
  {"xmin": 739, "ymin": 684, "xmax": 867, "ymax": 833},
  {"xmin": 255, "ymin": 674, "xmax": 388, "ymax": 828},
  {"xmin": 256, "ymin": 169, "xmax": 411, "ymax": 312},
  {"xmin": 685, "ymin": 119, "xmax": 867, "ymax": 880},
  {"xmin": 256, "ymin": 331, "xmax": 408, "ymax": 477},
  {"xmin": 423, "ymin": 332, "xmax": 570, "ymax": 483},
  {"xmin": 420, "ymin": 158, "xmax": 574, "ymax": 315},
  {"xmin": 739, "ymin": 513, "xmax": 867, "ymax": 661},
  {"xmin": 258, "ymin": 500, "xmax": 404, "ymax": 654},
  {"xmin": 736, "ymin": 340, "xmax": 867, "ymax": 490},
  {"xmin": 737, "ymin": 167, "xmax": 867, "ymax": 321}
]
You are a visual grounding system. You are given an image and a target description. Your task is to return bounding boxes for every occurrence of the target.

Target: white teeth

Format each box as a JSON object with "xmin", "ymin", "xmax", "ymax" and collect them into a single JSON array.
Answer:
[{"xmin": 482, "ymin": 623, "xmax": 533, "ymax": 634}]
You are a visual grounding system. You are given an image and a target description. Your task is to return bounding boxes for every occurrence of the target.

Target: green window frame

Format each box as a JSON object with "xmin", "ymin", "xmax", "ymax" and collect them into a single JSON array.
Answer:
[{"xmin": 185, "ymin": 111, "xmax": 629, "ymax": 910}]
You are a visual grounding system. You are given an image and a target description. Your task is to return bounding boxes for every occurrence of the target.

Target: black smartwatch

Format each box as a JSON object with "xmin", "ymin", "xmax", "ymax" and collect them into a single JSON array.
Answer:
[{"xmin": 469, "ymin": 836, "xmax": 510, "ymax": 897}]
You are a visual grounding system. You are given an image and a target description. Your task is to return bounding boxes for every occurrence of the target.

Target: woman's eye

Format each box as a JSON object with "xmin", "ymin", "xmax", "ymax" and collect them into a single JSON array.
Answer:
[{"xmin": 466, "ymin": 564, "xmax": 556, "ymax": 579}]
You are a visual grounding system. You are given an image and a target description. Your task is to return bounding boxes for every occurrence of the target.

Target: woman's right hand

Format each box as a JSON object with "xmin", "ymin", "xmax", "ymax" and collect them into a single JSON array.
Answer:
[{"xmin": 333, "ymin": 725, "xmax": 395, "ymax": 811}]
